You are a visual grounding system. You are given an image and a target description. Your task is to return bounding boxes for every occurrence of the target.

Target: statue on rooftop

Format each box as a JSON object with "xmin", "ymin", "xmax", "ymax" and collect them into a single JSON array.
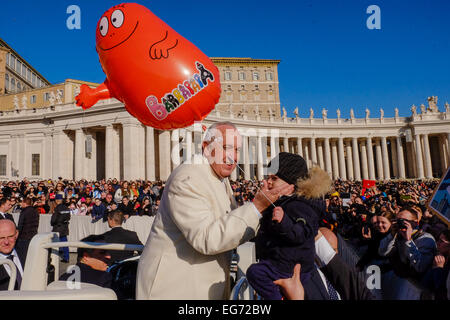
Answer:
[
  {"xmin": 411, "ymin": 104, "xmax": 417, "ymax": 116},
  {"xmin": 309, "ymin": 108, "xmax": 314, "ymax": 119},
  {"xmin": 365, "ymin": 108, "xmax": 370, "ymax": 120},
  {"xmin": 322, "ymin": 108, "xmax": 327, "ymax": 120},
  {"xmin": 349, "ymin": 108, "xmax": 354, "ymax": 120}
]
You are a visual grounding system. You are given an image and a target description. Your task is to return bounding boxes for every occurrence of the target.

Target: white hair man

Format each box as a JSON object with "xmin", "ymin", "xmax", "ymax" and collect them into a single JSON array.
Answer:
[{"xmin": 136, "ymin": 122, "xmax": 294, "ymax": 299}]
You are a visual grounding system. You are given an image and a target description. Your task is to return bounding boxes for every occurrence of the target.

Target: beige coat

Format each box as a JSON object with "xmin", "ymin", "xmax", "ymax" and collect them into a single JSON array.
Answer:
[{"xmin": 136, "ymin": 161, "xmax": 260, "ymax": 300}]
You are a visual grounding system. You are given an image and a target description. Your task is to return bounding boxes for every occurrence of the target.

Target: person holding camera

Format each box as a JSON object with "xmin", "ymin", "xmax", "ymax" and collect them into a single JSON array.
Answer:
[
  {"xmin": 51, "ymin": 194, "xmax": 71, "ymax": 263},
  {"xmin": 378, "ymin": 205, "xmax": 436, "ymax": 280}
]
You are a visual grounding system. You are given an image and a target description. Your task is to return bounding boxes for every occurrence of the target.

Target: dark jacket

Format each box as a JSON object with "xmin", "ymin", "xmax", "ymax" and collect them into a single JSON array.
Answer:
[
  {"xmin": 255, "ymin": 195, "xmax": 323, "ymax": 274},
  {"xmin": 0, "ymin": 246, "xmax": 27, "ymax": 291},
  {"xmin": 59, "ymin": 262, "xmax": 112, "ymax": 288},
  {"xmin": 102, "ymin": 227, "xmax": 142, "ymax": 264},
  {"xmin": 0, "ymin": 212, "xmax": 14, "ymax": 222},
  {"xmin": 118, "ymin": 202, "xmax": 135, "ymax": 216},
  {"xmin": 51, "ymin": 203, "xmax": 71, "ymax": 237},
  {"xmin": 17, "ymin": 206, "xmax": 39, "ymax": 241},
  {"xmin": 91, "ymin": 203, "xmax": 107, "ymax": 222},
  {"xmin": 321, "ymin": 255, "xmax": 375, "ymax": 300}
]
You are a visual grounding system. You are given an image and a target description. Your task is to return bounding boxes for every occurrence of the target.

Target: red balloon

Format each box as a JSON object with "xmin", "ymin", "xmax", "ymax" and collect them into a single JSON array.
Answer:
[{"xmin": 75, "ymin": 3, "xmax": 221, "ymax": 130}]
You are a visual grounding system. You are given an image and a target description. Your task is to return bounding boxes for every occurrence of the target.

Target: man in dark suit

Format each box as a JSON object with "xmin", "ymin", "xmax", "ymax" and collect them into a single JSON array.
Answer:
[
  {"xmin": 0, "ymin": 219, "xmax": 26, "ymax": 290},
  {"xmin": 59, "ymin": 234, "xmax": 112, "ymax": 288},
  {"xmin": 0, "ymin": 198, "xmax": 14, "ymax": 222},
  {"xmin": 303, "ymin": 228, "xmax": 374, "ymax": 300},
  {"xmin": 101, "ymin": 210, "xmax": 142, "ymax": 264},
  {"xmin": 16, "ymin": 197, "xmax": 39, "ymax": 261},
  {"xmin": 51, "ymin": 194, "xmax": 70, "ymax": 262}
]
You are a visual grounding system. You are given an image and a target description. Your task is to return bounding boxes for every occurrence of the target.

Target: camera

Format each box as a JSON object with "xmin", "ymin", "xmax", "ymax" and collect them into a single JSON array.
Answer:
[{"xmin": 396, "ymin": 218, "xmax": 407, "ymax": 230}]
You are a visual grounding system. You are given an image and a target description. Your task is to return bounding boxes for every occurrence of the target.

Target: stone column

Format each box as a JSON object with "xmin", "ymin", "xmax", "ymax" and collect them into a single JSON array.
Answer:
[
  {"xmin": 422, "ymin": 134, "xmax": 433, "ymax": 178},
  {"xmin": 375, "ymin": 139, "xmax": 384, "ymax": 180},
  {"xmin": 396, "ymin": 136, "xmax": 406, "ymax": 179},
  {"xmin": 283, "ymin": 137, "xmax": 289, "ymax": 153},
  {"xmin": 390, "ymin": 138, "xmax": 399, "ymax": 178},
  {"xmin": 257, "ymin": 135, "xmax": 264, "ymax": 180},
  {"xmin": 184, "ymin": 129, "xmax": 192, "ymax": 164},
  {"xmin": 171, "ymin": 129, "xmax": 181, "ymax": 170},
  {"xmin": 51, "ymin": 132, "xmax": 61, "ymax": 180},
  {"xmin": 338, "ymin": 137, "xmax": 346, "ymax": 180},
  {"xmin": 331, "ymin": 140, "xmax": 339, "ymax": 180},
  {"xmin": 352, "ymin": 138, "xmax": 361, "ymax": 181},
  {"xmin": 122, "ymin": 123, "xmax": 142, "ymax": 180},
  {"xmin": 360, "ymin": 141, "xmax": 369, "ymax": 180},
  {"xmin": 74, "ymin": 128, "xmax": 84, "ymax": 180},
  {"xmin": 43, "ymin": 132, "xmax": 53, "ymax": 180},
  {"xmin": 105, "ymin": 125, "xmax": 114, "ymax": 180},
  {"xmin": 113, "ymin": 126, "xmax": 121, "ymax": 180},
  {"xmin": 297, "ymin": 137, "xmax": 303, "ymax": 157},
  {"xmin": 439, "ymin": 135, "xmax": 448, "ymax": 172},
  {"xmin": 270, "ymin": 135, "xmax": 277, "ymax": 160},
  {"xmin": 304, "ymin": 141, "xmax": 310, "ymax": 169},
  {"xmin": 324, "ymin": 138, "xmax": 332, "ymax": 177},
  {"xmin": 381, "ymin": 136, "xmax": 390, "ymax": 179},
  {"xmin": 366, "ymin": 137, "xmax": 375, "ymax": 180},
  {"xmin": 159, "ymin": 130, "xmax": 171, "ymax": 181},
  {"xmin": 243, "ymin": 135, "xmax": 250, "ymax": 180},
  {"xmin": 146, "ymin": 126, "xmax": 156, "ymax": 181},
  {"xmin": 447, "ymin": 132, "xmax": 450, "ymax": 164},
  {"xmin": 414, "ymin": 133, "xmax": 425, "ymax": 179},
  {"xmin": 317, "ymin": 140, "xmax": 325, "ymax": 170},
  {"xmin": 346, "ymin": 140, "xmax": 354, "ymax": 180},
  {"xmin": 310, "ymin": 137, "xmax": 317, "ymax": 166}
]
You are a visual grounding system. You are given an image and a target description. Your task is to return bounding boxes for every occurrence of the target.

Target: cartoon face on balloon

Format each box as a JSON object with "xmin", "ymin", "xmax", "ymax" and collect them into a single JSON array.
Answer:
[{"xmin": 75, "ymin": 3, "xmax": 221, "ymax": 130}]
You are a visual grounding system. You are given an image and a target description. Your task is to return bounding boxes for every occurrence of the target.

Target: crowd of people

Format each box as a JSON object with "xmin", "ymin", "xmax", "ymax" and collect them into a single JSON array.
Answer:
[
  {"xmin": 231, "ymin": 177, "xmax": 450, "ymax": 300},
  {"xmin": 0, "ymin": 178, "xmax": 164, "ymax": 221},
  {"xmin": 1, "ymin": 174, "xmax": 449, "ymax": 300}
]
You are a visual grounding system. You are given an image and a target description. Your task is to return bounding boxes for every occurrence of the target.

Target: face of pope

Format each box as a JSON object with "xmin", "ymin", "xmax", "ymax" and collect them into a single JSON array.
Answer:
[{"xmin": 203, "ymin": 125, "xmax": 242, "ymax": 179}]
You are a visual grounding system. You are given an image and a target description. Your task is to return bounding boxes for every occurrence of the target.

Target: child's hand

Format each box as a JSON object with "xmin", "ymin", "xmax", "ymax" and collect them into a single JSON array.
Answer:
[{"xmin": 272, "ymin": 206, "xmax": 284, "ymax": 223}]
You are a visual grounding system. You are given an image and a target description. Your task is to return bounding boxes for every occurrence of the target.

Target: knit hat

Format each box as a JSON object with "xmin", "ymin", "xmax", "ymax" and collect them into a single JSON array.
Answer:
[{"xmin": 267, "ymin": 152, "xmax": 308, "ymax": 185}]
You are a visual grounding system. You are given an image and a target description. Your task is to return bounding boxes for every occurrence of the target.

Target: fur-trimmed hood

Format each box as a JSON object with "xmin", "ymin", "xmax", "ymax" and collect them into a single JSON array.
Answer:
[{"xmin": 295, "ymin": 166, "xmax": 332, "ymax": 199}]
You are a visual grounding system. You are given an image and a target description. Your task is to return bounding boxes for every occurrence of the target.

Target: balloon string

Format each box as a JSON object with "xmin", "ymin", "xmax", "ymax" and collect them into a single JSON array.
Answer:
[{"xmin": 227, "ymin": 156, "xmax": 276, "ymax": 208}]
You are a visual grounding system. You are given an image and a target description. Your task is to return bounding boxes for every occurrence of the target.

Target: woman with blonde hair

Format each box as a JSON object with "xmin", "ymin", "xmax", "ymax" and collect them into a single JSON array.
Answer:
[{"xmin": 114, "ymin": 181, "xmax": 131, "ymax": 204}]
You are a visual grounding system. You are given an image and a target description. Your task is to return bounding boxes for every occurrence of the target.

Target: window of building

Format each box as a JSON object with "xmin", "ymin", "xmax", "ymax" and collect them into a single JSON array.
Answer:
[
  {"xmin": 0, "ymin": 155, "xmax": 6, "ymax": 176},
  {"xmin": 31, "ymin": 154, "xmax": 40, "ymax": 176},
  {"xmin": 5, "ymin": 74, "xmax": 9, "ymax": 91},
  {"xmin": 26, "ymin": 68, "xmax": 31, "ymax": 82},
  {"xmin": 224, "ymin": 71, "xmax": 231, "ymax": 81},
  {"xmin": 44, "ymin": 92, "xmax": 50, "ymax": 101},
  {"xmin": 253, "ymin": 72, "xmax": 259, "ymax": 81},
  {"xmin": 238, "ymin": 71, "xmax": 245, "ymax": 81},
  {"xmin": 21, "ymin": 64, "xmax": 27, "ymax": 78},
  {"xmin": 6, "ymin": 53, "xmax": 9, "ymax": 66},
  {"xmin": 30, "ymin": 95, "xmax": 36, "ymax": 104},
  {"xmin": 17, "ymin": 82, "xmax": 21, "ymax": 92},
  {"xmin": 32, "ymin": 73, "xmax": 37, "ymax": 87},
  {"xmin": 266, "ymin": 72, "xmax": 273, "ymax": 81},
  {"xmin": 10, "ymin": 55, "xmax": 16, "ymax": 70},
  {"xmin": 16, "ymin": 61, "xmax": 21, "ymax": 74},
  {"xmin": 11, "ymin": 78, "xmax": 15, "ymax": 92}
]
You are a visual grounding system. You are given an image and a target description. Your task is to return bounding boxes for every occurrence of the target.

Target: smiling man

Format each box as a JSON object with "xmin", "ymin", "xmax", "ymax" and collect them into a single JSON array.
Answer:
[
  {"xmin": 0, "ymin": 219, "xmax": 25, "ymax": 290},
  {"xmin": 136, "ymin": 121, "xmax": 293, "ymax": 300}
]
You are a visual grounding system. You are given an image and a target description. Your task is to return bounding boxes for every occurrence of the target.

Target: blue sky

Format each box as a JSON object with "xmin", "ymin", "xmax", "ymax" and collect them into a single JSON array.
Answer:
[{"xmin": 1, "ymin": 0, "xmax": 449, "ymax": 118}]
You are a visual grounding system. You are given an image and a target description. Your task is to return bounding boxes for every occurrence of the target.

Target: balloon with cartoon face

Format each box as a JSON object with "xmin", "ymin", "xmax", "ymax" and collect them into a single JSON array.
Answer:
[{"xmin": 75, "ymin": 3, "xmax": 221, "ymax": 130}]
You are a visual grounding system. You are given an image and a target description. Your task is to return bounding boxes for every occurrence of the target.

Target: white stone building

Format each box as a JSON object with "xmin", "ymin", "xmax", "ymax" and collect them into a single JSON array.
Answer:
[
  {"xmin": 0, "ymin": 95, "xmax": 448, "ymax": 182},
  {"xmin": 0, "ymin": 42, "xmax": 449, "ymax": 182}
]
